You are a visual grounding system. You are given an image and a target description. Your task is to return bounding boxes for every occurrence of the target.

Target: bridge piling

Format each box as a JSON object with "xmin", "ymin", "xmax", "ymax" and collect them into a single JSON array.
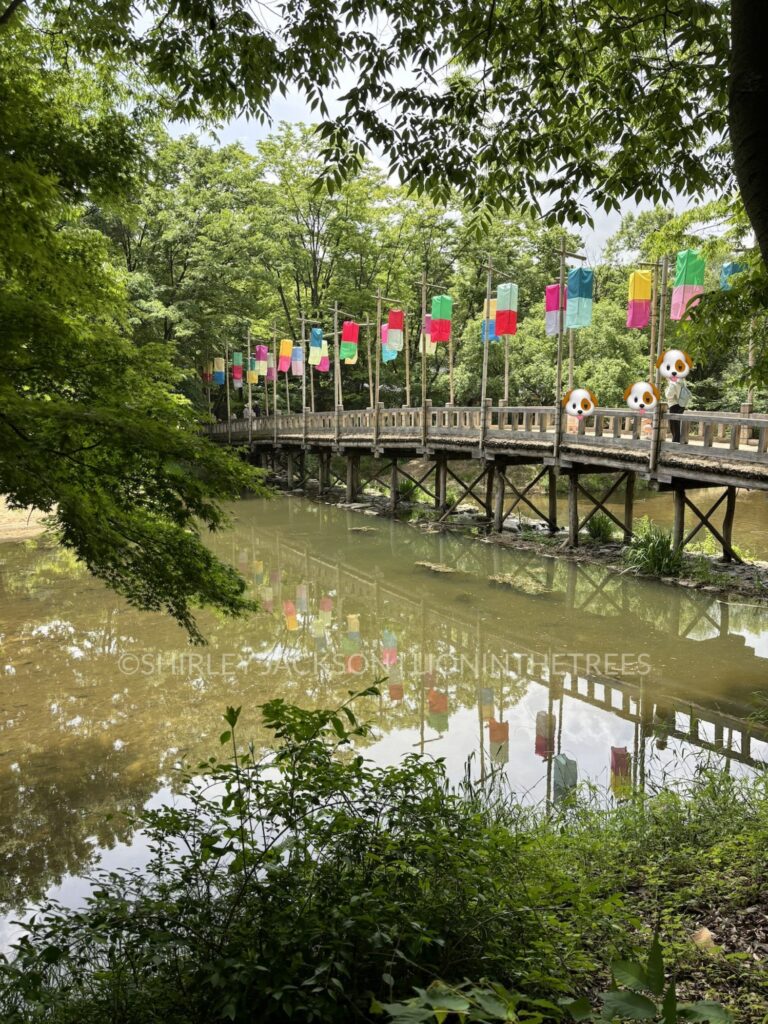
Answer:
[
  {"xmin": 568, "ymin": 473, "xmax": 579, "ymax": 547},
  {"xmin": 346, "ymin": 453, "xmax": 360, "ymax": 502},
  {"xmin": 547, "ymin": 468, "xmax": 558, "ymax": 533}
]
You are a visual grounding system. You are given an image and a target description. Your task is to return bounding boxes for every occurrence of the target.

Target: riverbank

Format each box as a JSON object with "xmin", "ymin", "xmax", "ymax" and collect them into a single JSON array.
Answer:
[
  {"xmin": 0, "ymin": 502, "xmax": 47, "ymax": 543},
  {"xmin": 2, "ymin": 695, "xmax": 766, "ymax": 1023},
  {"xmin": 274, "ymin": 478, "xmax": 768, "ymax": 604}
]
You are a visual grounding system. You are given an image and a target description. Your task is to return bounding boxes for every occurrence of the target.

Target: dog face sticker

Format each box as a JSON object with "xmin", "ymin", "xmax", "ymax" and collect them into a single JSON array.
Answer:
[
  {"xmin": 562, "ymin": 387, "xmax": 598, "ymax": 419},
  {"xmin": 656, "ymin": 349, "xmax": 693, "ymax": 381},
  {"xmin": 623, "ymin": 380, "xmax": 660, "ymax": 415}
]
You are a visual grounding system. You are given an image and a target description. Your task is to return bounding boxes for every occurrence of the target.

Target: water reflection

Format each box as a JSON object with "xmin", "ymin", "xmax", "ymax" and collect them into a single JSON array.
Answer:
[{"xmin": 0, "ymin": 498, "xmax": 767, "ymax": 915}]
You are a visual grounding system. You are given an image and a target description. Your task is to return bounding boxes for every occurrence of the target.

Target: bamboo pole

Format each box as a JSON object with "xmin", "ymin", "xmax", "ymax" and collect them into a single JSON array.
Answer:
[
  {"xmin": 421, "ymin": 269, "xmax": 428, "ymax": 445},
  {"xmin": 374, "ymin": 286, "xmax": 382, "ymax": 411},
  {"xmin": 567, "ymin": 328, "xmax": 575, "ymax": 390},
  {"xmin": 404, "ymin": 310, "xmax": 411, "ymax": 406},
  {"xmin": 655, "ymin": 257, "xmax": 669, "ymax": 388},
  {"xmin": 480, "ymin": 255, "xmax": 493, "ymax": 423},
  {"xmin": 246, "ymin": 327, "xmax": 252, "ymax": 445},
  {"xmin": 300, "ymin": 315, "xmax": 306, "ymax": 416},
  {"xmin": 648, "ymin": 262, "xmax": 659, "ymax": 381},
  {"xmin": 554, "ymin": 237, "xmax": 566, "ymax": 451},
  {"xmin": 225, "ymin": 341, "xmax": 232, "ymax": 444},
  {"xmin": 333, "ymin": 301, "xmax": 341, "ymax": 410},
  {"xmin": 503, "ymin": 336, "xmax": 510, "ymax": 405},
  {"xmin": 366, "ymin": 320, "xmax": 374, "ymax": 408}
]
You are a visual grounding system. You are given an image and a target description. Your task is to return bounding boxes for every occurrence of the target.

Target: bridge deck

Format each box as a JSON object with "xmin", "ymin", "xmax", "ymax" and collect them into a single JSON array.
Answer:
[{"xmin": 208, "ymin": 404, "xmax": 768, "ymax": 490}]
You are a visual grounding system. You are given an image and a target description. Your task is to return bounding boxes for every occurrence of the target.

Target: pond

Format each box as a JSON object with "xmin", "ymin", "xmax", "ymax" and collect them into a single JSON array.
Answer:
[{"xmin": 0, "ymin": 496, "xmax": 767, "ymax": 939}]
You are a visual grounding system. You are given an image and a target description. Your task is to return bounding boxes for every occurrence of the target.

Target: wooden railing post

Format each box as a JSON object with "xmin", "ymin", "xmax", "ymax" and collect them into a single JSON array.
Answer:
[
  {"xmin": 422, "ymin": 399, "xmax": 431, "ymax": 448},
  {"xmin": 374, "ymin": 402, "xmax": 382, "ymax": 449},
  {"xmin": 335, "ymin": 404, "xmax": 341, "ymax": 446},
  {"xmin": 649, "ymin": 404, "xmax": 662, "ymax": 473},
  {"xmin": 303, "ymin": 404, "xmax": 308, "ymax": 447},
  {"xmin": 480, "ymin": 397, "xmax": 492, "ymax": 450}
]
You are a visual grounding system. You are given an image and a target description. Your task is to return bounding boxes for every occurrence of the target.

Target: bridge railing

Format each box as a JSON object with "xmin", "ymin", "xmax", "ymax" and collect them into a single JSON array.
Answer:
[{"xmin": 205, "ymin": 404, "xmax": 768, "ymax": 476}]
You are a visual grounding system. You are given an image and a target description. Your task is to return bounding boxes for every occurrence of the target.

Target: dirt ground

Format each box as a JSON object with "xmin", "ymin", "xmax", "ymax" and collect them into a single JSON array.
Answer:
[{"xmin": 0, "ymin": 501, "xmax": 48, "ymax": 543}]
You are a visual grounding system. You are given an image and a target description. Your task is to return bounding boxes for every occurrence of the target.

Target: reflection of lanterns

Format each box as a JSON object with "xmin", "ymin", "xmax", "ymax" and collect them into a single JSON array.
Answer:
[
  {"xmin": 428, "ymin": 688, "xmax": 448, "ymax": 714},
  {"xmin": 535, "ymin": 711, "xmax": 556, "ymax": 759},
  {"xmin": 381, "ymin": 629, "xmax": 398, "ymax": 667},
  {"xmin": 488, "ymin": 719, "xmax": 509, "ymax": 744},
  {"xmin": 422, "ymin": 671, "xmax": 437, "ymax": 689},
  {"xmin": 610, "ymin": 746, "xmax": 632, "ymax": 799},
  {"xmin": 488, "ymin": 719, "xmax": 509, "ymax": 765},
  {"xmin": 553, "ymin": 754, "xmax": 578, "ymax": 803},
  {"xmin": 491, "ymin": 741, "xmax": 509, "ymax": 765},
  {"xmin": 479, "ymin": 687, "xmax": 494, "ymax": 722},
  {"xmin": 345, "ymin": 653, "xmax": 365, "ymax": 674},
  {"xmin": 319, "ymin": 595, "xmax": 333, "ymax": 625},
  {"xmin": 283, "ymin": 600, "xmax": 299, "ymax": 631},
  {"xmin": 347, "ymin": 613, "xmax": 360, "ymax": 636},
  {"xmin": 388, "ymin": 683, "xmax": 404, "ymax": 701},
  {"xmin": 296, "ymin": 583, "xmax": 308, "ymax": 613},
  {"xmin": 311, "ymin": 618, "xmax": 326, "ymax": 652},
  {"xmin": 260, "ymin": 585, "xmax": 274, "ymax": 612}
]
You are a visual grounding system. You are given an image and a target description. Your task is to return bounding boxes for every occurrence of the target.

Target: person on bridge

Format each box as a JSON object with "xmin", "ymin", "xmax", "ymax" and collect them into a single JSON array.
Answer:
[{"xmin": 657, "ymin": 349, "xmax": 694, "ymax": 442}]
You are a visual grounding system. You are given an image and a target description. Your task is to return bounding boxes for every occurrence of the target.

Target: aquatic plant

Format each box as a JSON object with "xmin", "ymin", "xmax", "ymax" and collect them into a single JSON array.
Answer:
[{"xmin": 624, "ymin": 517, "xmax": 684, "ymax": 577}]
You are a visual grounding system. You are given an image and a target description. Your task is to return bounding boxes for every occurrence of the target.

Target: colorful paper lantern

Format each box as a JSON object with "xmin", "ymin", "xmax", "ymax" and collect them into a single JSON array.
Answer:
[
  {"xmin": 309, "ymin": 326, "xmax": 323, "ymax": 367},
  {"xmin": 545, "ymin": 284, "xmax": 566, "ymax": 336},
  {"xmin": 565, "ymin": 267, "xmax": 593, "ymax": 329},
  {"xmin": 496, "ymin": 282, "xmax": 518, "ymax": 336},
  {"xmin": 291, "ymin": 345, "xmax": 303, "ymax": 376},
  {"xmin": 627, "ymin": 270, "xmax": 652, "ymax": 329},
  {"xmin": 670, "ymin": 249, "xmax": 705, "ymax": 320},
  {"xmin": 202, "ymin": 362, "xmax": 213, "ymax": 383},
  {"xmin": 255, "ymin": 345, "xmax": 268, "ymax": 376},
  {"xmin": 720, "ymin": 261, "xmax": 746, "ymax": 290},
  {"xmin": 246, "ymin": 356, "xmax": 258, "ymax": 384},
  {"xmin": 381, "ymin": 324, "xmax": 397, "ymax": 363},
  {"xmin": 481, "ymin": 297, "xmax": 499, "ymax": 343},
  {"xmin": 317, "ymin": 338, "xmax": 330, "ymax": 372},
  {"xmin": 339, "ymin": 321, "xmax": 359, "ymax": 361},
  {"xmin": 232, "ymin": 351, "xmax": 243, "ymax": 389},
  {"xmin": 278, "ymin": 338, "xmax": 292, "ymax": 373},
  {"xmin": 213, "ymin": 357, "xmax": 225, "ymax": 385},
  {"xmin": 610, "ymin": 746, "xmax": 632, "ymax": 798},
  {"xmin": 430, "ymin": 294, "xmax": 453, "ymax": 342},
  {"xmin": 266, "ymin": 351, "xmax": 276, "ymax": 382}
]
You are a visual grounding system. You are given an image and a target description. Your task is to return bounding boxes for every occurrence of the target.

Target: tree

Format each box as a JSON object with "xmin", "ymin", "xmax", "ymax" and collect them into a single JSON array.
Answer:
[
  {"xmin": 17, "ymin": 0, "xmax": 768, "ymax": 272},
  {"xmin": 0, "ymin": 23, "xmax": 267, "ymax": 641}
]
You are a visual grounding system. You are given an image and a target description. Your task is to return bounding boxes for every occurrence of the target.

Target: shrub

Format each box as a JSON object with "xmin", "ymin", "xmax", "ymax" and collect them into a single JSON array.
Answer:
[
  {"xmin": 585, "ymin": 511, "xmax": 614, "ymax": 543},
  {"xmin": 0, "ymin": 695, "xmax": 760, "ymax": 1024},
  {"xmin": 623, "ymin": 517, "xmax": 683, "ymax": 576}
]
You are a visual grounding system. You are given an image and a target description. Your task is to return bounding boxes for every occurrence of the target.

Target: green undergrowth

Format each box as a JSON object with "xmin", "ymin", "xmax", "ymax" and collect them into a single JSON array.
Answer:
[{"xmin": 1, "ymin": 693, "xmax": 765, "ymax": 1024}]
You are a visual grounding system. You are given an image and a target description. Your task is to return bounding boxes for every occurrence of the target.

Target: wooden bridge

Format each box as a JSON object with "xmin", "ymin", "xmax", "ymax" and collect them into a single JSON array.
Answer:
[{"xmin": 208, "ymin": 402, "xmax": 768, "ymax": 557}]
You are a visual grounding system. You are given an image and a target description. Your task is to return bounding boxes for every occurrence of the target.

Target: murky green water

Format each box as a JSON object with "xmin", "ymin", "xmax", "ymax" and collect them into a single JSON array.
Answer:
[{"xmin": 1, "ymin": 496, "xmax": 767, "ymax": 939}]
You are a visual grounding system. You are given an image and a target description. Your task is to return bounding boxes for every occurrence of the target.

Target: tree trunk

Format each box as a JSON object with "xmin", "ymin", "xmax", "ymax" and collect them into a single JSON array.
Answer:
[{"xmin": 729, "ymin": 1, "xmax": 768, "ymax": 268}]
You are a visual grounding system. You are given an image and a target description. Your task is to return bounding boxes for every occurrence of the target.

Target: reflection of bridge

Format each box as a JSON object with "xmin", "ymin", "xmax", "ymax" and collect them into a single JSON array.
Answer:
[
  {"xmin": 255, "ymin": 513, "xmax": 768, "ymax": 777},
  {"xmin": 209, "ymin": 404, "xmax": 768, "ymax": 560}
]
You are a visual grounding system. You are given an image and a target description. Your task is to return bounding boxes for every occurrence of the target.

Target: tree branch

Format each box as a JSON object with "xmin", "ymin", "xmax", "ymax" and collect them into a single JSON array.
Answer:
[{"xmin": 0, "ymin": 0, "xmax": 26, "ymax": 28}]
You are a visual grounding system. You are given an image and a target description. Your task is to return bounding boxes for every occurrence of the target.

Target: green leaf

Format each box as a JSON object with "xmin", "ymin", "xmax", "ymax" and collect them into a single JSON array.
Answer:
[
  {"xmin": 678, "ymin": 1002, "xmax": 732, "ymax": 1024},
  {"xmin": 602, "ymin": 991, "xmax": 658, "ymax": 1020},
  {"xmin": 219, "ymin": 730, "xmax": 231, "ymax": 745},
  {"xmin": 612, "ymin": 961, "xmax": 650, "ymax": 994},
  {"xmin": 661, "ymin": 984, "xmax": 677, "ymax": 1024},
  {"xmin": 646, "ymin": 936, "xmax": 665, "ymax": 996},
  {"xmin": 562, "ymin": 996, "xmax": 593, "ymax": 1021}
]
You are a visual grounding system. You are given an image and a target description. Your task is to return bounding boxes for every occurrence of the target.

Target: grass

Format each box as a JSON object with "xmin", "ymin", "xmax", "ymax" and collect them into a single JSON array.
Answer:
[
  {"xmin": 0, "ymin": 695, "xmax": 766, "ymax": 1024},
  {"xmin": 624, "ymin": 516, "xmax": 684, "ymax": 577},
  {"xmin": 584, "ymin": 511, "xmax": 615, "ymax": 543}
]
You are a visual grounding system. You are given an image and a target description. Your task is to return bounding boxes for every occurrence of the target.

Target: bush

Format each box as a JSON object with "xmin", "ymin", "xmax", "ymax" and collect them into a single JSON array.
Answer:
[
  {"xmin": 0, "ymin": 694, "xmax": 763, "ymax": 1024},
  {"xmin": 623, "ymin": 516, "xmax": 683, "ymax": 576},
  {"xmin": 585, "ymin": 511, "xmax": 614, "ymax": 543}
]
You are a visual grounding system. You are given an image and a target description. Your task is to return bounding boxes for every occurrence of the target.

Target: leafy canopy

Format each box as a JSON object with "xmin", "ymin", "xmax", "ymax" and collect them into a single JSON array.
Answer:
[{"xmin": 0, "ymin": 24, "xmax": 267, "ymax": 641}]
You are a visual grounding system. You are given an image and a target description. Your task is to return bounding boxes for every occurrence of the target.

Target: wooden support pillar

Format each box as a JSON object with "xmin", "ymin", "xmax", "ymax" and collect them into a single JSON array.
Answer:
[
  {"xmin": 568, "ymin": 472, "xmax": 579, "ymax": 547},
  {"xmin": 390, "ymin": 460, "xmax": 399, "ymax": 512},
  {"xmin": 250, "ymin": 447, "xmax": 263, "ymax": 469},
  {"xmin": 722, "ymin": 485, "xmax": 737, "ymax": 562},
  {"xmin": 484, "ymin": 463, "xmax": 495, "ymax": 518},
  {"xmin": 346, "ymin": 454, "xmax": 360, "ymax": 503},
  {"xmin": 434, "ymin": 456, "xmax": 447, "ymax": 510},
  {"xmin": 493, "ymin": 468, "xmax": 506, "ymax": 533},
  {"xmin": 547, "ymin": 467, "xmax": 558, "ymax": 533},
  {"xmin": 319, "ymin": 451, "xmax": 331, "ymax": 493},
  {"xmin": 285, "ymin": 451, "xmax": 294, "ymax": 488},
  {"xmin": 297, "ymin": 451, "xmax": 306, "ymax": 486},
  {"xmin": 672, "ymin": 484, "xmax": 685, "ymax": 550},
  {"xmin": 623, "ymin": 472, "xmax": 635, "ymax": 544}
]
